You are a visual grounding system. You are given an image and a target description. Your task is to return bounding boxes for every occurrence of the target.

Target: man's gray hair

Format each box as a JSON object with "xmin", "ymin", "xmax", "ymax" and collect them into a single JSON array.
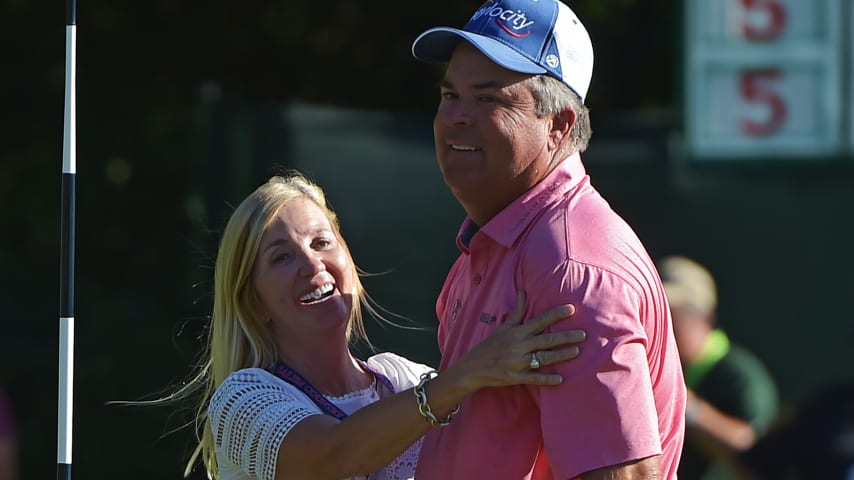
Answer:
[{"xmin": 528, "ymin": 75, "xmax": 592, "ymax": 154}]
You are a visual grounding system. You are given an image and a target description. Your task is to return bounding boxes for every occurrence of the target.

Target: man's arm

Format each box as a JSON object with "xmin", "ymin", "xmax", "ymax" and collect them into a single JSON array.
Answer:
[
  {"xmin": 580, "ymin": 455, "xmax": 662, "ymax": 480},
  {"xmin": 528, "ymin": 261, "xmax": 672, "ymax": 479}
]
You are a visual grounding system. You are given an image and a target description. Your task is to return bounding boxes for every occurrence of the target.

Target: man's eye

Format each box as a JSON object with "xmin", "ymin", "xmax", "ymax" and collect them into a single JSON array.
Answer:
[
  {"xmin": 477, "ymin": 95, "xmax": 495, "ymax": 103},
  {"xmin": 440, "ymin": 91, "xmax": 457, "ymax": 100}
]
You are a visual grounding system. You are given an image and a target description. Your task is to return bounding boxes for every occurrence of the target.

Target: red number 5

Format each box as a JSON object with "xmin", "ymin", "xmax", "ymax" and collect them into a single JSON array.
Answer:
[
  {"xmin": 740, "ymin": 69, "xmax": 787, "ymax": 137},
  {"xmin": 741, "ymin": 0, "xmax": 787, "ymax": 41}
]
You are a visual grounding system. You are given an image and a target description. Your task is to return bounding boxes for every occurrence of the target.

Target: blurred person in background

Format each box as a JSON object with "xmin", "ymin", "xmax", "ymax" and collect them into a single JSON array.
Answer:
[
  {"xmin": 658, "ymin": 255, "xmax": 779, "ymax": 480},
  {"xmin": 0, "ymin": 387, "xmax": 18, "ymax": 480}
]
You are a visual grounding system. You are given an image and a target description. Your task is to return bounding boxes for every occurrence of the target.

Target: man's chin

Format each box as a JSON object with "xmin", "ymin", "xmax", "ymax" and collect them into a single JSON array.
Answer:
[{"xmin": 440, "ymin": 166, "xmax": 480, "ymax": 188}]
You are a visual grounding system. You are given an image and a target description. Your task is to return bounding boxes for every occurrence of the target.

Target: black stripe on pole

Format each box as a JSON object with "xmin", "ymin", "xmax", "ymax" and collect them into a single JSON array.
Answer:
[
  {"xmin": 58, "ymin": 463, "xmax": 71, "ymax": 480},
  {"xmin": 66, "ymin": 0, "xmax": 76, "ymax": 25},
  {"xmin": 59, "ymin": 173, "xmax": 75, "ymax": 317}
]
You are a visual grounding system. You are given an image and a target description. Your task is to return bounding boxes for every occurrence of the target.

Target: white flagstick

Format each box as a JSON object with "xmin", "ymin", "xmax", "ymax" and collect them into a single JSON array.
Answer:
[{"xmin": 59, "ymin": 0, "xmax": 77, "ymax": 478}]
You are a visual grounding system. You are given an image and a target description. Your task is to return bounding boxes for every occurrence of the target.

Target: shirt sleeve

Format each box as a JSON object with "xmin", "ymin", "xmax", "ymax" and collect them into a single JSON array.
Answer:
[
  {"xmin": 208, "ymin": 369, "xmax": 320, "ymax": 480},
  {"xmin": 366, "ymin": 352, "xmax": 435, "ymax": 391},
  {"xmin": 528, "ymin": 261, "xmax": 662, "ymax": 478}
]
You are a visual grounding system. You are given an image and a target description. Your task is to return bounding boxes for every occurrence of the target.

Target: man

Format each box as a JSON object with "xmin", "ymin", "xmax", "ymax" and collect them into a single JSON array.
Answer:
[
  {"xmin": 410, "ymin": 0, "xmax": 686, "ymax": 478},
  {"xmin": 658, "ymin": 255, "xmax": 779, "ymax": 480}
]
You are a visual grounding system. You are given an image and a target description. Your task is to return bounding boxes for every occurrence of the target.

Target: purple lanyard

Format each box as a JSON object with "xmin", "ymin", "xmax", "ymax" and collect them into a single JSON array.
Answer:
[{"xmin": 269, "ymin": 359, "xmax": 395, "ymax": 420}]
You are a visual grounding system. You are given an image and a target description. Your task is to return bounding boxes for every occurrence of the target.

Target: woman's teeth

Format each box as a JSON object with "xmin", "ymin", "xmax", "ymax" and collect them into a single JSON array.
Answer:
[{"xmin": 300, "ymin": 283, "xmax": 334, "ymax": 303}]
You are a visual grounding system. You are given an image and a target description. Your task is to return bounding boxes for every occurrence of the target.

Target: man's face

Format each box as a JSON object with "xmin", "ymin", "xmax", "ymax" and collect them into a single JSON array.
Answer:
[{"xmin": 433, "ymin": 42, "xmax": 557, "ymax": 224}]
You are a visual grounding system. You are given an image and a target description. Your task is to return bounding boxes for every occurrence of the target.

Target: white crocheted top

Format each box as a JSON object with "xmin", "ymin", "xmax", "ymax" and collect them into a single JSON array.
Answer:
[{"xmin": 209, "ymin": 352, "xmax": 433, "ymax": 480}]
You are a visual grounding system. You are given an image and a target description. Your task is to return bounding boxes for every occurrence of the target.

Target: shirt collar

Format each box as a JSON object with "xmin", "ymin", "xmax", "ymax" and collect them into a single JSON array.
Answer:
[{"xmin": 455, "ymin": 153, "xmax": 587, "ymax": 252}]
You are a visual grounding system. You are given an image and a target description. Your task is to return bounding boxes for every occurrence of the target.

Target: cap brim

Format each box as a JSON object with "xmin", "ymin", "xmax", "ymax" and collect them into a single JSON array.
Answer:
[{"xmin": 412, "ymin": 27, "xmax": 546, "ymax": 75}]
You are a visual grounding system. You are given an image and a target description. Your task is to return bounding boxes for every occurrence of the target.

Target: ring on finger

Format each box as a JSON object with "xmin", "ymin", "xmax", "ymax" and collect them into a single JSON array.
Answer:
[{"xmin": 529, "ymin": 352, "xmax": 541, "ymax": 370}]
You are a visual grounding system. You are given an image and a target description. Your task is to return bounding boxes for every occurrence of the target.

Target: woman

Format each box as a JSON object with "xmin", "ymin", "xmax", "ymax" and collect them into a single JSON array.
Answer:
[{"xmin": 184, "ymin": 172, "xmax": 585, "ymax": 479}]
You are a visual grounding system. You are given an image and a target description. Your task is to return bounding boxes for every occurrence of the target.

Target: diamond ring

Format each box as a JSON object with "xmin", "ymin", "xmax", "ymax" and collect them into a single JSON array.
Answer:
[{"xmin": 529, "ymin": 352, "xmax": 541, "ymax": 370}]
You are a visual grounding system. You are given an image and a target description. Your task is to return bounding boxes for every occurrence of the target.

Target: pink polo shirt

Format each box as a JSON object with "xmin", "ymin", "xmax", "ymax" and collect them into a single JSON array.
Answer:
[{"xmin": 416, "ymin": 154, "xmax": 685, "ymax": 480}]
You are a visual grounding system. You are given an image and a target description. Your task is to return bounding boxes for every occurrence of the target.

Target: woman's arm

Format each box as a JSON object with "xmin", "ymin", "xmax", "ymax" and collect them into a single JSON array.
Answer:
[{"xmin": 276, "ymin": 293, "xmax": 584, "ymax": 479}]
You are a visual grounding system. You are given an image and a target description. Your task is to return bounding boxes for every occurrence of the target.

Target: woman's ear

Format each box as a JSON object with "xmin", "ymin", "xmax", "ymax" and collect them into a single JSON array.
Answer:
[
  {"xmin": 548, "ymin": 107, "xmax": 576, "ymax": 151},
  {"xmin": 254, "ymin": 307, "xmax": 272, "ymax": 325},
  {"xmin": 251, "ymin": 291, "xmax": 273, "ymax": 324}
]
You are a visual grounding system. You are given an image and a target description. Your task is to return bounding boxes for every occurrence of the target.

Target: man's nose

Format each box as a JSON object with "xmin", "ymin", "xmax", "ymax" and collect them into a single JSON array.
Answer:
[{"xmin": 437, "ymin": 101, "xmax": 473, "ymax": 127}]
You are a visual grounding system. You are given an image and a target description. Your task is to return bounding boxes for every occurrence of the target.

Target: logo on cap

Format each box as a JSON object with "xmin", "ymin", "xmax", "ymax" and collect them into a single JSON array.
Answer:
[{"xmin": 471, "ymin": 2, "xmax": 536, "ymax": 38}]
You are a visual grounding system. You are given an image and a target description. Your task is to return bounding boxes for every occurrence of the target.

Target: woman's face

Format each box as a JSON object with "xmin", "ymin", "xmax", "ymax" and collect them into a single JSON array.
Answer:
[{"xmin": 252, "ymin": 197, "xmax": 354, "ymax": 342}]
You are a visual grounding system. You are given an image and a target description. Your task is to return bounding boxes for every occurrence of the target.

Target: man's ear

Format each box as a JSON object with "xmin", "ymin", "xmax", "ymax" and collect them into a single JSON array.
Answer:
[{"xmin": 548, "ymin": 107, "xmax": 576, "ymax": 151}]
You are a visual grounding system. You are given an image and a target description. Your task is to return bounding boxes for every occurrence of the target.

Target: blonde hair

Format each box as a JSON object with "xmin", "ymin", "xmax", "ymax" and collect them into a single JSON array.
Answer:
[{"xmin": 181, "ymin": 172, "xmax": 373, "ymax": 478}]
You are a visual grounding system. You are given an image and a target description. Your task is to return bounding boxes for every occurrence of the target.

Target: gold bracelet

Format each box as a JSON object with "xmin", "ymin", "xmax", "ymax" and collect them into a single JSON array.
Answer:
[{"xmin": 413, "ymin": 371, "xmax": 460, "ymax": 427}]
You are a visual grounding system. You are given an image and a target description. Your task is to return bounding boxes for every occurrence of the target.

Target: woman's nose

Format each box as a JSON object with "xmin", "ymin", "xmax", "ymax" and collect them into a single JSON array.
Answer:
[{"xmin": 297, "ymin": 250, "xmax": 326, "ymax": 277}]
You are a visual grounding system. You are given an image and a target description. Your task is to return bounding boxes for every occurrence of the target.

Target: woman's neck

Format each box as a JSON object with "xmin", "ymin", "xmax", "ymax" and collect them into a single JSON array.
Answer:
[{"xmin": 275, "ymin": 337, "xmax": 372, "ymax": 397}]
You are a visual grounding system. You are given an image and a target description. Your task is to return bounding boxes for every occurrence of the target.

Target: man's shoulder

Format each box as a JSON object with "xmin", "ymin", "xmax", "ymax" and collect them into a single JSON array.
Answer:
[
  {"xmin": 520, "ymin": 192, "xmax": 648, "ymax": 274},
  {"xmin": 528, "ymin": 181, "xmax": 641, "ymax": 244}
]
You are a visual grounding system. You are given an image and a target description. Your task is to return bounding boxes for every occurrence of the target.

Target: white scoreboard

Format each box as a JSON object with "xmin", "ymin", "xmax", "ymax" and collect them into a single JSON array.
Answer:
[{"xmin": 684, "ymin": 0, "xmax": 845, "ymax": 160}]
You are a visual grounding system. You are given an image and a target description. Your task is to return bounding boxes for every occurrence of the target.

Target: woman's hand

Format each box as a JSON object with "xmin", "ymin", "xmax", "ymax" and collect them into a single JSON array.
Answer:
[{"xmin": 451, "ymin": 291, "xmax": 585, "ymax": 391}]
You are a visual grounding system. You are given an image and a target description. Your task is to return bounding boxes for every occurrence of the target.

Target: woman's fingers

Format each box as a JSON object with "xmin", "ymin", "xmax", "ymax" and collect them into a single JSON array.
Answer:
[
  {"xmin": 504, "ymin": 292, "xmax": 575, "ymax": 334},
  {"xmin": 521, "ymin": 303, "xmax": 576, "ymax": 334},
  {"xmin": 521, "ymin": 328, "xmax": 585, "ymax": 374},
  {"xmin": 511, "ymin": 345, "xmax": 583, "ymax": 386},
  {"xmin": 531, "ymin": 328, "xmax": 586, "ymax": 351},
  {"xmin": 521, "ymin": 332, "xmax": 584, "ymax": 372},
  {"xmin": 461, "ymin": 298, "xmax": 586, "ymax": 389},
  {"xmin": 532, "ymin": 344, "xmax": 582, "ymax": 367},
  {"xmin": 521, "ymin": 372, "xmax": 565, "ymax": 386}
]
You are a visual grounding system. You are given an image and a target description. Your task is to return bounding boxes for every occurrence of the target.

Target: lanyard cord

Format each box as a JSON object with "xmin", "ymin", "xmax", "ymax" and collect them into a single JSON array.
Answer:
[{"xmin": 269, "ymin": 359, "xmax": 395, "ymax": 420}]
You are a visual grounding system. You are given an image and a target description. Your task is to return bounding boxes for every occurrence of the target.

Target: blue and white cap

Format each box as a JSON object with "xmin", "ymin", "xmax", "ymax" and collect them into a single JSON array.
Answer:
[{"xmin": 412, "ymin": 0, "xmax": 594, "ymax": 103}]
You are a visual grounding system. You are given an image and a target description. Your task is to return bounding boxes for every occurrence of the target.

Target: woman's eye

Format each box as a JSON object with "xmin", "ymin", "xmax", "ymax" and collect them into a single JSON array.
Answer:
[
  {"xmin": 314, "ymin": 238, "xmax": 334, "ymax": 249},
  {"xmin": 272, "ymin": 252, "xmax": 291, "ymax": 264}
]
